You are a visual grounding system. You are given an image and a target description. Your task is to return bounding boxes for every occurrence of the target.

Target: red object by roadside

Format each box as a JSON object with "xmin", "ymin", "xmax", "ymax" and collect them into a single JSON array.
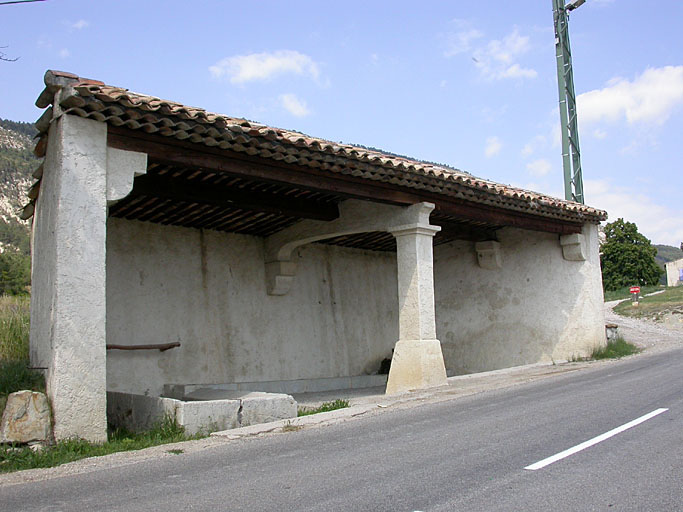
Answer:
[{"xmin": 630, "ymin": 286, "xmax": 641, "ymax": 294}]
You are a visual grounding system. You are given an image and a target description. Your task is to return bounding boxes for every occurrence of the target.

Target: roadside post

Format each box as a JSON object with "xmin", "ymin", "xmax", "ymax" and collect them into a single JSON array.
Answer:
[{"xmin": 630, "ymin": 286, "xmax": 640, "ymax": 306}]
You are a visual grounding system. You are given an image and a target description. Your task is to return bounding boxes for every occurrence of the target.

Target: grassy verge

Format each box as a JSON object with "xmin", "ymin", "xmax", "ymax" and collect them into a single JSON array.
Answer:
[
  {"xmin": 0, "ymin": 295, "xmax": 203, "ymax": 474},
  {"xmin": 0, "ymin": 295, "xmax": 30, "ymax": 362},
  {"xmin": 0, "ymin": 360, "xmax": 45, "ymax": 414},
  {"xmin": 0, "ymin": 295, "xmax": 39, "ymax": 417},
  {"xmin": 298, "ymin": 399, "xmax": 350, "ymax": 417},
  {"xmin": 603, "ymin": 285, "xmax": 663, "ymax": 302},
  {"xmin": 613, "ymin": 286, "xmax": 683, "ymax": 320},
  {"xmin": 590, "ymin": 337, "xmax": 641, "ymax": 360},
  {"xmin": 0, "ymin": 416, "xmax": 199, "ymax": 474}
]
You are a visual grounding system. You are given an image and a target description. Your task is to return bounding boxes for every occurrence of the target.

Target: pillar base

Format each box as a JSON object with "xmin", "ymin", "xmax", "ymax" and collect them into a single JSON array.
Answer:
[{"xmin": 385, "ymin": 339, "xmax": 447, "ymax": 394}]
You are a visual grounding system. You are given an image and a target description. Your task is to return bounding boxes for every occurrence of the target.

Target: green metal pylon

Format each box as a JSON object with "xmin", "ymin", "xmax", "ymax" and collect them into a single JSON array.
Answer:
[{"xmin": 553, "ymin": 0, "xmax": 584, "ymax": 204}]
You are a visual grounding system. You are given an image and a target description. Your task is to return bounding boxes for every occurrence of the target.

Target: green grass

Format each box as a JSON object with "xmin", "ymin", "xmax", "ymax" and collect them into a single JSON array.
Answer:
[
  {"xmin": 298, "ymin": 399, "xmax": 350, "ymax": 417},
  {"xmin": 613, "ymin": 286, "xmax": 683, "ymax": 319},
  {"xmin": 0, "ymin": 360, "xmax": 45, "ymax": 415},
  {"xmin": 603, "ymin": 285, "xmax": 663, "ymax": 302},
  {"xmin": 0, "ymin": 295, "xmax": 30, "ymax": 362},
  {"xmin": 0, "ymin": 416, "xmax": 199, "ymax": 474},
  {"xmin": 590, "ymin": 337, "xmax": 641, "ymax": 360},
  {"xmin": 0, "ymin": 294, "xmax": 204, "ymax": 474},
  {"xmin": 0, "ymin": 295, "xmax": 41, "ymax": 417}
]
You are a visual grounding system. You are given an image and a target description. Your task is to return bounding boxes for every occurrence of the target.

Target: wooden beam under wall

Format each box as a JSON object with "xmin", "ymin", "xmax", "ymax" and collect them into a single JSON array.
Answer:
[
  {"xmin": 129, "ymin": 174, "xmax": 339, "ymax": 222},
  {"xmin": 108, "ymin": 128, "xmax": 585, "ymax": 235}
]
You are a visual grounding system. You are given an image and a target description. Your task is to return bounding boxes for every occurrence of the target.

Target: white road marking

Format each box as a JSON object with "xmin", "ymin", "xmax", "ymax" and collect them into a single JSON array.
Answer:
[{"xmin": 525, "ymin": 408, "xmax": 669, "ymax": 470}]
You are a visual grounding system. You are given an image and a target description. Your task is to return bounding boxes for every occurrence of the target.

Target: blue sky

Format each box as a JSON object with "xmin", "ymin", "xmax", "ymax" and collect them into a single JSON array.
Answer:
[{"xmin": 1, "ymin": 0, "xmax": 682, "ymax": 245}]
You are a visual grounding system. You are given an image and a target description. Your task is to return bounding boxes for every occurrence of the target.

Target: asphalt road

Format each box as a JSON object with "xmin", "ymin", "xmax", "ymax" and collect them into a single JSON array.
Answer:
[{"xmin": 3, "ymin": 348, "xmax": 682, "ymax": 511}]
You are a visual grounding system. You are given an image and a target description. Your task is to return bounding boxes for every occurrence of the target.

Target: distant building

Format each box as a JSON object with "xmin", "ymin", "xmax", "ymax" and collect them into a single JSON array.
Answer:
[{"xmin": 665, "ymin": 258, "xmax": 683, "ymax": 287}]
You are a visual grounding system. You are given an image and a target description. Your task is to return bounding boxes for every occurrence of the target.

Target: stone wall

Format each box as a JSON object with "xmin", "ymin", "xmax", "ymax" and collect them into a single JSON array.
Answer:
[
  {"xmin": 434, "ymin": 223, "xmax": 605, "ymax": 374},
  {"xmin": 106, "ymin": 218, "xmax": 605, "ymax": 393},
  {"xmin": 106, "ymin": 218, "xmax": 399, "ymax": 396}
]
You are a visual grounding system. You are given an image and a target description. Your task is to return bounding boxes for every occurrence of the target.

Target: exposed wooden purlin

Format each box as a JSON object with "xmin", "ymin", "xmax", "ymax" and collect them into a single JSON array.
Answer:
[
  {"xmin": 188, "ymin": 206, "xmax": 248, "ymax": 231},
  {"xmin": 200, "ymin": 209, "xmax": 252, "ymax": 231},
  {"xmin": 108, "ymin": 127, "xmax": 584, "ymax": 235},
  {"xmin": 122, "ymin": 196, "xmax": 158, "ymax": 220},
  {"xmin": 136, "ymin": 198, "xmax": 174, "ymax": 223},
  {"xmin": 227, "ymin": 211, "xmax": 272, "ymax": 234},
  {"xmin": 173, "ymin": 203, "xmax": 224, "ymax": 228},
  {"xmin": 228, "ymin": 212, "xmax": 272, "ymax": 234},
  {"xmin": 108, "ymin": 195, "xmax": 144, "ymax": 217},
  {"xmin": 143, "ymin": 199, "xmax": 190, "ymax": 225},
  {"xmin": 130, "ymin": 174, "xmax": 340, "ymax": 223}
]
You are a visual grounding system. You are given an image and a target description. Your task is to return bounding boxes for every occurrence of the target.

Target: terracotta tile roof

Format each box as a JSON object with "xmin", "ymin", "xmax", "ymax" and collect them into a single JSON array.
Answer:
[{"xmin": 32, "ymin": 70, "xmax": 607, "ymax": 224}]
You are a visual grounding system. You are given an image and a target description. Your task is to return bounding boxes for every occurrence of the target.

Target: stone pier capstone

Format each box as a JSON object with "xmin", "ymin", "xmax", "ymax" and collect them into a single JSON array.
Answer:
[{"xmin": 386, "ymin": 203, "xmax": 447, "ymax": 394}]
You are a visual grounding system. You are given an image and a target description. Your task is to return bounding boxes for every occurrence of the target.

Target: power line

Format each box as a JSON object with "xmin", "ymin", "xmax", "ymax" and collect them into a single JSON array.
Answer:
[{"xmin": 0, "ymin": 0, "xmax": 47, "ymax": 5}]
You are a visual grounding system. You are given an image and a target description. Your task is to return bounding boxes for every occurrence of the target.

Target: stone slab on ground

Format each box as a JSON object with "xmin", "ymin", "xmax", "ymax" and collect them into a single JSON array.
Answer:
[
  {"xmin": 0, "ymin": 391, "xmax": 51, "ymax": 444},
  {"xmin": 107, "ymin": 391, "xmax": 296, "ymax": 435}
]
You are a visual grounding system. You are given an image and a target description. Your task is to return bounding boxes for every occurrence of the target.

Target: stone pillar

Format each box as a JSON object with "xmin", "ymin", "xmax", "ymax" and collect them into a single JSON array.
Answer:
[
  {"xmin": 386, "ymin": 205, "xmax": 447, "ymax": 394},
  {"xmin": 30, "ymin": 115, "xmax": 108, "ymax": 442}
]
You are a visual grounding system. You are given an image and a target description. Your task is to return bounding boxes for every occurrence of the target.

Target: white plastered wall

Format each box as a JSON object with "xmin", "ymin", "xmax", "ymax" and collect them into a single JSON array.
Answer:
[
  {"xmin": 29, "ymin": 115, "xmax": 108, "ymax": 442},
  {"xmin": 105, "ymin": 219, "xmax": 399, "ymax": 396},
  {"xmin": 107, "ymin": 218, "xmax": 605, "ymax": 394},
  {"xmin": 665, "ymin": 258, "xmax": 683, "ymax": 287},
  {"xmin": 434, "ymin": 223, "xmax": 605, "ymax": 374}
]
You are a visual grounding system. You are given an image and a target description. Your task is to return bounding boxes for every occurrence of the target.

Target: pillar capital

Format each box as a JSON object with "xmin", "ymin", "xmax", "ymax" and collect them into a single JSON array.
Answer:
[{"xmin": 388, "ymin": 223, "xmax": 441, "ymax": 238}]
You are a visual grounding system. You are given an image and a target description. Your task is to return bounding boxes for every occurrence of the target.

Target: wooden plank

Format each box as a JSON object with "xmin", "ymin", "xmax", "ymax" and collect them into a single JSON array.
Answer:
[
  {"xmin": 106, "ymin": 342, "xmax": 180, "ymax": 352},
  {"xmin": 108, "ymin": 127, "xmax": 585, "ymax": 235},
  {"xmin": 130, "ymin": 174, "xmax": 339, "ymax": 222}
]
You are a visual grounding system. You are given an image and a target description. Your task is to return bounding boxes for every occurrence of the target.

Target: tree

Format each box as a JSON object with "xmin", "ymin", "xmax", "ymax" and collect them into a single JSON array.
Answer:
[{"xmin": 600, "ymin": 218, "xmax": 662, "ymax": 291}]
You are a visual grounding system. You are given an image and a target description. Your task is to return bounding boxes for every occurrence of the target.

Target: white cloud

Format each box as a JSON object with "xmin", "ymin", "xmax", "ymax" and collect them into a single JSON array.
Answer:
[
  {"xmin": 443, "ymin": 27, "xmax": 483, "ymax": 57},
  {"xmin": 279, "ymin": 93, "xmax": 310, "ymax": 117},
  {"xmin": 526, "ymin": 159, "xmax": 552, "ymax": 177},
  {"xmin": 585, "ymin": 178, "xmax": 683, "ymax": 246},
  {"xmin": 521, "ymin": 135, "xmax": 547, "ymax": 157},
  {"xmin": 472, "ymin": 29, "xmax": 537, "ymax": 81},
  {"xmin": 440, "ymin": 80, "xmax": 447, "ymax": 88},
  {"xmin": 592, "ymin": 129, "xmax": 608, "ymax": 139},
  {"xmin": 444, "ymin": 25, "xmax": 536, "ymax": 81},
  {"xmin": 210, "ymin": 50, "xmax": 320, "ymax": 84},
  {"xmin": 71, "ymin": 19, "xmax": 89, "ymax": 30},
  {"xmin": 577, "ymin": 66, "xmax": 683, "ymax": 126},
  {"xmin": 484, "ymin": 136, "xmax": 502, "ymax": 157},
  {"xmin": 59, "ymin": 48, "xmax": 70, "ymax": 58}
]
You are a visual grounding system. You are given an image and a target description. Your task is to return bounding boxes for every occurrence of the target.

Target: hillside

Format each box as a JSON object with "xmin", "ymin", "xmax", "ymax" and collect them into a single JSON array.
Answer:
[
  {"xmin": 0, "ymin": 118, "xmax": 37, "ymax": 294},
  {"xmin": 655, "ymin": 244, "xmax": 683, "ymax": 265}
]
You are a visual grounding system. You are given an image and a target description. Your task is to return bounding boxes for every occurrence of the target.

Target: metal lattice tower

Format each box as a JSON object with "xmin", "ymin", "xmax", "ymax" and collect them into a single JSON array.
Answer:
[{"xmin": 553, "ymin": 0, "xmax": 584, "ymax": 204}]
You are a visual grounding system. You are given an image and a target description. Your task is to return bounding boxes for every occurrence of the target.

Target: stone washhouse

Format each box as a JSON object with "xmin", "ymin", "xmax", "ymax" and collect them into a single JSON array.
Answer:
[{"xmin": 26, "ymin": 71, "xmax": 608, "ymax": 442}]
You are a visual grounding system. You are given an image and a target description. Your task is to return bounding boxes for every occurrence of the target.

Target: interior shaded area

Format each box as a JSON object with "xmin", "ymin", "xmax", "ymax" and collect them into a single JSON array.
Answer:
[{"xmin": 108, "ymin": 161, "xmax": 504, "ymax": 251}]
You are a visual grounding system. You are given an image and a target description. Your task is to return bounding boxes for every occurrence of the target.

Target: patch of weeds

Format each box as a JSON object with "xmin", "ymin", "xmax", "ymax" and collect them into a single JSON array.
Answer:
[
  {"xmin": 297, "ymin": 399, "xmax": 350, "ymax": 417},
  {"xmin": 591, "ymin": 337, "xmax": 641, "ymax": 360},
  {"xmin": 281, "ymin": 421, "xmax": 302, "ymax": 432},
  {"xmin": 568, "ymin": 353, "xmax": 584, "ymax": 363},
  {"xmin": 0, "ymin": 360, "xmax": 45, "ymax": 417},
  {"xmin": 167, "ymin": 449, "xmax": 184, "ymax": 455},
  {"xmin": 0, "ymin": 416, "xmax": 202, "ymax": 474},
  {"xmin": 0, "ymin": 295, "xmax": 30, "ymax": 362}
]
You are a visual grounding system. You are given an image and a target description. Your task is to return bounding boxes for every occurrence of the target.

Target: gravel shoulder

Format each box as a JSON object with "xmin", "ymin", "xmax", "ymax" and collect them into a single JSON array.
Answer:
[{"xmin": 605, "ymin": 298, "xmax": 683, "ymax": 353}]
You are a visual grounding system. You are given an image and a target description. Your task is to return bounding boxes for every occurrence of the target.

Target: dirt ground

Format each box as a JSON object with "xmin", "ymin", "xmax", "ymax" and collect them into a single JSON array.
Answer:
[{"xmin": 604, "ymin": 298, "xmax": 683, "ymax": 353}]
